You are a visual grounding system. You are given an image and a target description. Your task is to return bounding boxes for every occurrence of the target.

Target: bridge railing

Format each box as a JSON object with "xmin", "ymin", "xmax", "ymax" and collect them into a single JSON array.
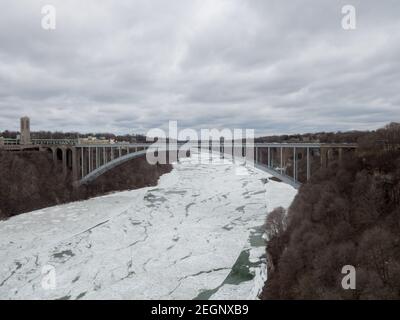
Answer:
[
  {"xmin": 32, "ymin": 139, "xmax": 78, "ymax": 145},
  {"xmin": 1, "ymin": 138, "xmax": 19, "ymax": 145},
  {"xmin": 74, "ymin": 141, "xmax": 358, "ymax": 148}
]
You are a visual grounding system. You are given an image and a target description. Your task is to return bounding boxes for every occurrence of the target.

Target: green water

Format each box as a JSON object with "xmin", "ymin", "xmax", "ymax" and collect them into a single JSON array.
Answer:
[{"xmin": 193, "ymin": 225, "xmax": 266, "ymax": 300}]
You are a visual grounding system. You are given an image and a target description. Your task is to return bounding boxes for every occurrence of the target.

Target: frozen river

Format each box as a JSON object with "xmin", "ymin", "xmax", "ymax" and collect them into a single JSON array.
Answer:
[{"xmin": 0, "ymin": 151, "xmax": 297, "ymax": 299}]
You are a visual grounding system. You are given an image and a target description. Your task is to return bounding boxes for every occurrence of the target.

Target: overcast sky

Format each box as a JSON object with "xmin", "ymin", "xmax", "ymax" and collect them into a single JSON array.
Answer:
[{"xmin": 0, "ymin": 0, "xmax": 399, "ymax": 136}]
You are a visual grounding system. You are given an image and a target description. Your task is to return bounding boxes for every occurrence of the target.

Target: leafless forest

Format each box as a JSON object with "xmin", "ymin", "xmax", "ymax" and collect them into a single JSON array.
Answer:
[
  {"xmin": 0, "ymin": 151, "xmax": 171, "ymax": 219},
  {"xmin": 262, "ymin": 123, "xmax": 400, "ymax": 299}
]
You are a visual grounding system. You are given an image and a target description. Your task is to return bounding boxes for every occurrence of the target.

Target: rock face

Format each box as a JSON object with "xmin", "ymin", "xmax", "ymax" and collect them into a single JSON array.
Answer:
[{"xmin": 0, "ymin": 150, "xmax": 172, "ymax": 219}]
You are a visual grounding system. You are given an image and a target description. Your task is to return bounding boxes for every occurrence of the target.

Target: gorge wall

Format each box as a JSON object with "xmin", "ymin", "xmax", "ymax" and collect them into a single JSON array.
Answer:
[{"xmin": 0, "ymin": 150, "xmax": 172, "ymax": 220}]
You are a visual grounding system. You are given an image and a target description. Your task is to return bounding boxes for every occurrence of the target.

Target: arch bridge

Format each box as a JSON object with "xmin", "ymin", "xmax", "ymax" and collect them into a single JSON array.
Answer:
[{"xmin": 33, "ymin": 141, "xmax": 357, "ymax": 188}]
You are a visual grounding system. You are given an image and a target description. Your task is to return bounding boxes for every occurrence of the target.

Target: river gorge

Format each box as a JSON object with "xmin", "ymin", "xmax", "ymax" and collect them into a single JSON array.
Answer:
[{"xmin": 0, "ymin": 151, "xmax": 297, "ymax": 299}]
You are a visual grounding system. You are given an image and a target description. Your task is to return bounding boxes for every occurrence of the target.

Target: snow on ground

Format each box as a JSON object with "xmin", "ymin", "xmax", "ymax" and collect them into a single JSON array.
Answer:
[{"xmin": 0, "ymin": 151, "xmax": 297, "ymax": 300}]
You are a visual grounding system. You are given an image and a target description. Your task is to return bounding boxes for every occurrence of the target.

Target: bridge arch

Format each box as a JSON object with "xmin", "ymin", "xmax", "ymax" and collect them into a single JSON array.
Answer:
[
  {"xmin": 44, "ymin": 147, "xmax": 54, "ymax": 158},
  {"xmin": 78, "ymin": 146, "xmax": 179, "ymax": 185},
  {"xmin": 79, "ymin": 148, "xmax": 149, "ymax": 185},
  {"xmin": 30, "ymin": 141, "xmax": 358, "ymax": 188}
]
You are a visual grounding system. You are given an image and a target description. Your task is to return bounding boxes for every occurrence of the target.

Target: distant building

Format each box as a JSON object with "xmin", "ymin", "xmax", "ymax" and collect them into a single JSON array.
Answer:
[
  {"xmin": 20, "ymin": 116, "xmax": 31, "ymax": 145},
  {"xmin": 77, "ymin": 136, "xmax": 114, "ymax": 144}
]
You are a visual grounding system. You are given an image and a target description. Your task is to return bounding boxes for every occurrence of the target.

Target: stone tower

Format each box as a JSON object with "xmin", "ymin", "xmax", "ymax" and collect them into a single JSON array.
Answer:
[{"xmin": 20, "ymin": 116, "xmax": 31, "ymax": 145}]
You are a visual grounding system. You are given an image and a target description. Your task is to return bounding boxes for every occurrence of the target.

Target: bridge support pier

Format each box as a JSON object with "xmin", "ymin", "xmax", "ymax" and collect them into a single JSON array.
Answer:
[
  {"xmin": 72, "ymin": 148, "xmax": 78, "ymax": 182},
  {"xmin": 293, "ymin": 147, "xmax": 297, "ymax": 182},
  {"xmin": 307, "ymin": 147, "xmax": 310, "ymax": 181},
  {"xmin": 338, "ymin": 147, "xmax": 343, "ymax": 164},
  {"xmin": 96, "ymin": 147, "xmax": 99, "ymax": 169},
  {"xmin": 52, "ymin": 147, "xmax": 57, "ymax": 163},
  {"xmin": 62, "ymin": 148, "xmax": 67, "ymax": 175},
  {"xmin": 320, "ymin": 148, "xmax": 328, "ymax": 168}
]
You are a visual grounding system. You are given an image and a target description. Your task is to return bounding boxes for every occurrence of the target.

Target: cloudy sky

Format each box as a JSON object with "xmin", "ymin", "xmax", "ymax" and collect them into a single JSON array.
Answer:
[{"xmin": 0, "ymin": 0, "xmax": 399, "ymax": 136}]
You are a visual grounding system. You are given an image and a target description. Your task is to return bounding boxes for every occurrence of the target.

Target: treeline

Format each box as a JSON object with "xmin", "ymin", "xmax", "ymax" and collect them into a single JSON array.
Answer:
[
  {"xmin": 256, "ymin": 130, "xmax": 367, "ymax": 143},
  {"xmin": 0, "ymin": 151, "xmax": 171, "ymax": 219},
  {"xmin": 2, "ymin": 129, "xmax": 366, "ymax": 144},
  {"xmin": 262, "ymin": 123, "xmax": 400, "ymax": 299},
  {"xmin": 0, "ymin": 130, "xmax": 148, "ymax": 142}
]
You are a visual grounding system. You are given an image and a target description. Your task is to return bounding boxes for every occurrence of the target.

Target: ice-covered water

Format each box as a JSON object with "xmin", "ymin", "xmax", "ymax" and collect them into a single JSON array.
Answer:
[{"xmin": 0, "ymin": 151, "xmax": 297, "ymax": 300}]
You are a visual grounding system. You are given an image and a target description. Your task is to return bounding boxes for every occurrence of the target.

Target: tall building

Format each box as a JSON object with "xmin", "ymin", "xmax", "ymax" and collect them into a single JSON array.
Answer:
[{"xmin": 20, "ymin": 116, "xmax": 31, "ymax": 145}]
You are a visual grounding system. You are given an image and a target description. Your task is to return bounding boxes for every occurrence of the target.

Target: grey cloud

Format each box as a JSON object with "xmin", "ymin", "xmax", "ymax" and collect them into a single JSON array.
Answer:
[{"xmin": 0, "ymin": 0, "xmax": 399, "ymax": 136}]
